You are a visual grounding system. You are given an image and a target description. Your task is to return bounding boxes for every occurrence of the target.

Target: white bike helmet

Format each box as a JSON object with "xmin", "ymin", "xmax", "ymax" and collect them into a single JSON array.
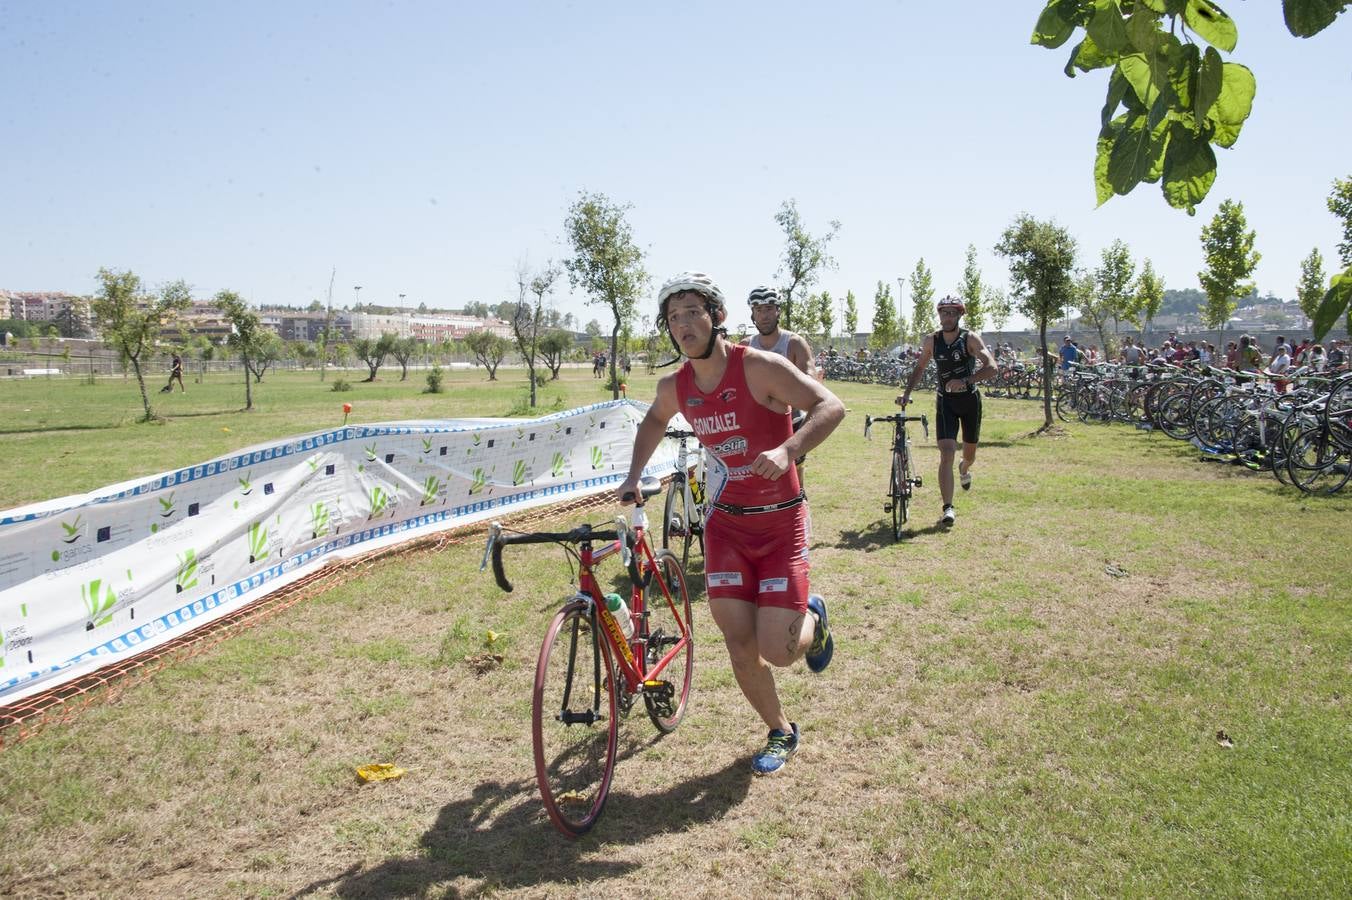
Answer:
[
  {"xmin": 747, "ymin": 285, "xmax": 781, "ymax": 307},
  {"xmin": 937, "ymin": 295, "xmax": 966, "ymax": 313},
  {"xmin": 656, "ymin": 271, "xmax": 727, "ymax": 361}
]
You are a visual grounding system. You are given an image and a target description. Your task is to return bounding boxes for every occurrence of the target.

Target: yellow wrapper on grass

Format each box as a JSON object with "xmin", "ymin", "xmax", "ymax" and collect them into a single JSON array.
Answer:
[{"xmin": 355, "ymin": 763, "xmax": 406, "ymax": 783}]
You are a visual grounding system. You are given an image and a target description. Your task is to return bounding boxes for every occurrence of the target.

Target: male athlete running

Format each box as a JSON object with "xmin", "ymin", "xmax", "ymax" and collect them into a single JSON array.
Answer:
[
  {"xmin": 896, "ymin": 295, "xmax": 995, "ymax": 528},
  {"xmin": 617, "ymin": 272, "xmax": 844, "ymax": 775}
]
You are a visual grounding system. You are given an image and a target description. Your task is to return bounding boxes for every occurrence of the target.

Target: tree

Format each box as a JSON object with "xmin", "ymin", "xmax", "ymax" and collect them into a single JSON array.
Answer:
[
  {"xmin": 462, "ymin": 301, "xmax": 491, "ymax": 319},
  {"xmin": 1198, "ymin": 199, "xmax": 1260, "ymax": 348},
  {"xmin": 869, "ymin": 281, "xmax": 900, "ymax": 351},
  {"xmin": 1134, "ymin": 258, "xmax": 1166, "ymax": 335},
  {"xmin": 464, "ymin": 329, "xmax": 508, "ymax": 380},
  {"xmin": 959, "ymin": 244, "xmax": 986, "ymax": 332},
  {"xmin": 843, "ymin": 289, "xmax": 859, "ymax": 337},
  {"xmin": 995, "ymin": 215, "xmax": 1079, "ymax": 429},
  {"xmin": 987, "ymin": 286, "xmax": 1012, "ymax": 344},
  {"xmin": 216, "ymin": 290, "xmax": 265, "ymax": 411},
  {"xmin": 246, "ymin": 331, "xmax": 285, "ymax": 383},
  {"xmin": 816, "ymin": 290, "xmax": 834, "ymax": 343},
  {"xmin": 1078, "ymin": 239, "xmax": 1137, "ymax": 353},
  {"xmin": 563, "ymin": 191, "xmax": 648, "ymax": 399},
  {"xmin": 1313, "ymin": 176, "xmax": 1352, "ymax": 338},
  {"xmin": 511, "ymin": 259, "xmax": 561, "ymax": 406},
  {"xmin": 584, "ymin": 319, "xmax": 602, "ymax": 339},
  {"xmin": 539, "ymin": 329, "xmax": 573, "ymax": 380},
  {"xmin": 390, "ymin": 336, "xmax": 418, "ymax": 381},
  {"xmin": 773, "ymin": 199, "xmax": 840, "ymax": 330},
  {"xmin": 1297, "ymin": 248, "xmax": 1326, "ymax": 323},
  {"xmin": 91, "ymin": 268, "xmax": 191, "ymax": 422},
  {"xmin": 910, "ymin": 259, "xmax": 936, "ymax": 339},
  {"xmin": 353, "ymin": 332, "xmax": 397, "ymax": 382},
  {"xmin": 1032, "ymin": 0, "xmax": 1347, "ymax": 213}
]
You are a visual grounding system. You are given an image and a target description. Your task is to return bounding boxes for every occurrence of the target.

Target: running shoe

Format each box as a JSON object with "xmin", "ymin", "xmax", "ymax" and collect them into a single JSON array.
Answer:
[
  {"xmin": 941, "ymin": 505, "xmax": 956, "ymax": 527},
  {"xmin": 959, "ymin": 464, "xmax": 972, "ymax": 491},
  {"xmin": 805, "ymin": 594, "xmax": 833, "ymax": 673},
  {"xmin": 751, "ymin": 723, "xmax": 800, "ymax": 775}
]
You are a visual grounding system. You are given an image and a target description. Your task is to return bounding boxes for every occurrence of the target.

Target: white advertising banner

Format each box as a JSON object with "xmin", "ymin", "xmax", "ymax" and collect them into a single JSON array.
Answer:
[{"xmin": 0, "ymin": 400, "xmax": 676, "ymax": 706}]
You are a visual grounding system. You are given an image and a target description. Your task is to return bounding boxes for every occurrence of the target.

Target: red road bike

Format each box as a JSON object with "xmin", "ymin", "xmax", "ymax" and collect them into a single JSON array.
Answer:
[{"xmin": 482, "ymin": 475, "xmax": 694, "ymax": 837}]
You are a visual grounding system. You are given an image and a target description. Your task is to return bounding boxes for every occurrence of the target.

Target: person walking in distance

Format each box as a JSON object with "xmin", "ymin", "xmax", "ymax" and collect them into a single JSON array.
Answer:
[
  {"xmin": 896, "ymin": 295, "xmax": 996, "ymax": 528},
  {"xmin": 167, "ymin": 351, "xmax": 186, "ymax": 393},
  {"xmin": 616, "ymin": 272, "xmax": 844, "ymax": 776}
]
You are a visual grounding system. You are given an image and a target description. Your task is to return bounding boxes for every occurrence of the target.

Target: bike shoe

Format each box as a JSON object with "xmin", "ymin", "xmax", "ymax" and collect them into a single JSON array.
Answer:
[
  {"xmin": 805, "ymin": 594, "xmax": 833, "ymax": 673},
  {"xmin": 941, "ymin": 505, "xmax": 956, "ymax": 527},
  {"xmin": 751, "ymin": 723, "xmax": 800, "ymax": 776},
  {"xmin": 959, "ymin": 464, "xmax": 972, "ymax": 491}
]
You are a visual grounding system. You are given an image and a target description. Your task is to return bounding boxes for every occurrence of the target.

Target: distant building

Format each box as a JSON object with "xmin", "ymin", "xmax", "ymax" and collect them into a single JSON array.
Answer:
[{"xmin": 1, "ymin": 290, "xmax": 94, "ymax": 336}]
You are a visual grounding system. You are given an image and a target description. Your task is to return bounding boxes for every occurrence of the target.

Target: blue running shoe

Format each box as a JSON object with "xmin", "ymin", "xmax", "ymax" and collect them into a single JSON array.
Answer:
[
  {"xmin": 805, "ymin": 594, "xmax": 833, "ymax": 673},
  {"xmin": 751, "ymin": 723, "xmax": 799, "ymax": 776}
]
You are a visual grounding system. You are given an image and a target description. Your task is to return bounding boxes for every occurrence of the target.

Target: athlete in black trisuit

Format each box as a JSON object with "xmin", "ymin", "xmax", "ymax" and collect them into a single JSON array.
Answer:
[{"xmin": 896, "ymin": 295, "xmax": 996, "ymax": 527}]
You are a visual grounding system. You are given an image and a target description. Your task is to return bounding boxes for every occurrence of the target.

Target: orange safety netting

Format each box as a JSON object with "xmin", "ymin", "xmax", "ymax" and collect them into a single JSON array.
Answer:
[{"xmin": 0, "ymin": 487, "xmax": 631, "ymax": 750}]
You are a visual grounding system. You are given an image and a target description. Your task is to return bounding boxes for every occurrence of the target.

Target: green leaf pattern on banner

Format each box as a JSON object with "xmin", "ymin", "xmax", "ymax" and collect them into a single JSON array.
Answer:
[
  {"xmin": 175, "ymin": 549, "xmax": 198, "ymax": 592},
  {"xmin": 248, "ymin": 523, "xmax": 268, "ymax": 561},
  {"xmin": 422, "ymin": 475, "xmax": 441, "ymax": 504},
  {"xmin": 82, "ymin": 578, "xmax": 117, "ymax": 628},
  {"xmin": 310, "ymin": 501, "xmax": 329, "ymax": 537}
]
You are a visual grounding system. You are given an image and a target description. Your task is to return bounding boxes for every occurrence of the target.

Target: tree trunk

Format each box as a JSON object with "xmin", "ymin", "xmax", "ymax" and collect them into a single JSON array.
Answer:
[
  {"xmin": 610, "ymin": 322, "xmax": 621, "ymax": 401},
  {"xmin": 1039, "ymin": 321, "xmax": 1054, "ymax": 430},
  {"xmin": 244, "ymin": 353, "xmax": 254, "ymax": 410},
  {"xmin": 399, "ymin": 361, "xmax": 408, "ymax": 381},
  {"xmin": 131, "ymin": 356, "xmax": 154, "ymax": 421}
]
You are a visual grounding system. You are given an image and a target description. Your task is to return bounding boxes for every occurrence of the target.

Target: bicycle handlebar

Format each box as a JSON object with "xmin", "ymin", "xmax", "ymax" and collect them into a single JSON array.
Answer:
[
  {"xmin": 864, "ymin": 413, "xmax": 929, "ymax": 441},
  {"xmin": 482, "ymin": 522, "xmax": 622, "ymax": 593},
  {"xmin": 664, "ymin": 428, "xmax": 696, "ymax": 439}
]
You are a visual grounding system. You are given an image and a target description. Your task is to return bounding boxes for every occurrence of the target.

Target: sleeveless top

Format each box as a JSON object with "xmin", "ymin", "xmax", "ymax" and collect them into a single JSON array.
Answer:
[
  {"xmin": 934, "ymin": 329, "xmax": 976, "ymax": 391},
  {"xmin": 741, "ymin": 330, "xmax": 794, "ymax": 359},
  {"xmin": 675, "ymin": 343, "xmax": 800, "ymax": 506}
]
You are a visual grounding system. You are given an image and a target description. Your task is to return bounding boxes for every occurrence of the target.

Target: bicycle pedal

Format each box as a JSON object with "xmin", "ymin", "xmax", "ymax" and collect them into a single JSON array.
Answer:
[
  {"xmin": 883, "ymin": 502, "xmax": 892, "ymax": 512},
  {"xmin": 913, "ymin": 476, "xmax": 923, "ymax": 487}
]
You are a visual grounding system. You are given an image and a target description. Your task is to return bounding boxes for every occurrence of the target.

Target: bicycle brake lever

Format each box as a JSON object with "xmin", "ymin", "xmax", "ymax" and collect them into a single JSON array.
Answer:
[
  {"xmin": 864, "ymin": 416, "xmax": 872, "ymax": 440},
  {"xmin": 479, "ymin": 522, "xmax": 501, "ymax": 571},
  {"xmin": 922, "ymin": 416, "xmax": 930, "ymax": 440}
]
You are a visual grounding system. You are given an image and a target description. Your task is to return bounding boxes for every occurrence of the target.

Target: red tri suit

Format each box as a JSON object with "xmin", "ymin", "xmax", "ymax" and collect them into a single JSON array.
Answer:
[{"xmin": 675, "ymin": 343, "xmax": 810, "ymax": 612}]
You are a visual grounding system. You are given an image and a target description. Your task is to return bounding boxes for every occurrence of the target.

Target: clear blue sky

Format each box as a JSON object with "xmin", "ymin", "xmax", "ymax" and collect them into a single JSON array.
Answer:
[{"xmin": 2, "ymin": 1, "xmax": 1348, "ymax": 333}]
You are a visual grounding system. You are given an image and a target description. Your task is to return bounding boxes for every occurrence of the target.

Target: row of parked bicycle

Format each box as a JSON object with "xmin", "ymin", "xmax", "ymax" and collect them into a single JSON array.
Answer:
[{"xmin": 1056, "ymin": 362, "xmax": 1352, "ymax": 495}]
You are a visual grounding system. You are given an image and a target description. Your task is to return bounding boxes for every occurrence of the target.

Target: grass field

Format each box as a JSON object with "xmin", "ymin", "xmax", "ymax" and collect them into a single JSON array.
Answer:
[{"xmin": 1, "ymin": 368, "xmax": 1349, "ymax": 897}]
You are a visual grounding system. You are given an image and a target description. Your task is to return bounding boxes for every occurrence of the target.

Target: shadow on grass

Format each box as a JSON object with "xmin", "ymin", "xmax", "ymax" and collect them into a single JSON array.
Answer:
[
  {"xmin": 166, "ymin": 408, "xmax": 248, "ymax": 420},
  {"xmin": 824, "ymin": 516, "xmax": 953, "ymax": 551},
  {"xmin": 309, "ymin": 752, "xmax": 752, "ymax": 897},
  {"xmin": 0, "ymin": 422, "xmax": 123, "ymax": 435}
]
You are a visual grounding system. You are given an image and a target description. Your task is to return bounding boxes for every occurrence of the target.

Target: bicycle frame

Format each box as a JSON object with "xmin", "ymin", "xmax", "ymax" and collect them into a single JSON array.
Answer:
[{"xmin": 483, "ymin": 494, "xmax": 692, "ymax": 698}]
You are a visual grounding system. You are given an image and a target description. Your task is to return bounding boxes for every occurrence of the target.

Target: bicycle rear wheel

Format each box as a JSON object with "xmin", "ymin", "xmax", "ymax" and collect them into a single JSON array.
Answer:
[
  {"xmin": 533, "ymin": 601, "xmax": 618, "ymax": 838},
  {"xmin": 643, "ymin": 548, "xmax": 694, "ymax": 734},
  {"xmin": 662, "ymin": 478, "xmax": 693, "ymax": 573},
  {"xmin": 1288, "ymin": 425, "xmax": 1352, "ymax": 496}
]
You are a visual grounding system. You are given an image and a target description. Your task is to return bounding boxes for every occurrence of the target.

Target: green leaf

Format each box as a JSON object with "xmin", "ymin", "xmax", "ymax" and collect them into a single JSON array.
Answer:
[
  {"xmin": 1125, "ymin": 8, "xmax": 1164, "ymax": 54},
  {"xmin": 1184, "ymin": 0, "xmax": 1238, "ymax": 51},
  {"xmin": 1312, "ymin": 268, "xmax": 1352, "ymax": 341},
  {"xmin": 1094, "ymin": 132, "xmax": 1115, "ymax": 206},
  {"xmin": 1138, "ymin": 0, "xmax": 1170, "ymax": 10},
  {"xmin": 1205, "ymin": 62, "xmax": 1255, "ymax": 148},
  {"xmin": 1144, "ymin": 117, "xmax": 1173, "ymax": 182},
  {"xmin": 1068, "ymin": 33, "xmax": 1118, "ymax": 75},
  {"xmin": 1161, "ymin": 123, "xmax": 1217, "ymax": 212},
  {"xmin": 1032, "ymin": 0, "xmax": 1079, "ymax": 48},
  {"xmin": 1117, "ymin": 54, "xmax": 1162, "ymax": 109},
  {"xmin": 1086, "ymin": 0, "xmax": 1130, "ymax": 54},
  {"xmin": 1168, "ymin": 42, "xmax": 1199, "ymax": 110},
  {"xmin": 1194, "ymin": 46, "xmax": 1224, "ymax": 122},
  {"xmin": 1100, "ymin": 67, "xmax": 1131, "ymax": 131},
  {"xmin": 1107, "ymin": 114, "xmax": 1157, "ymax": 196},
  {"xmin": 1282, "ymin": 0, "xmax": 1349, "ymax": 37}
]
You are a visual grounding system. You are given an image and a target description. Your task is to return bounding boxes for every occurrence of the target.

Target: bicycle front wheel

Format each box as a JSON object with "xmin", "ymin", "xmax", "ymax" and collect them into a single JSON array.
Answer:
[
  {"xmin": 643, "ymin": 548, "xmax": 694, "ymax": 734},
  {"xmin": 662, "ymin": 478, "xmax": 692, "ymax": 573},
  {"xmin": 533, "ymin": 601, "xmax": 618, "ymax": 838}
]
